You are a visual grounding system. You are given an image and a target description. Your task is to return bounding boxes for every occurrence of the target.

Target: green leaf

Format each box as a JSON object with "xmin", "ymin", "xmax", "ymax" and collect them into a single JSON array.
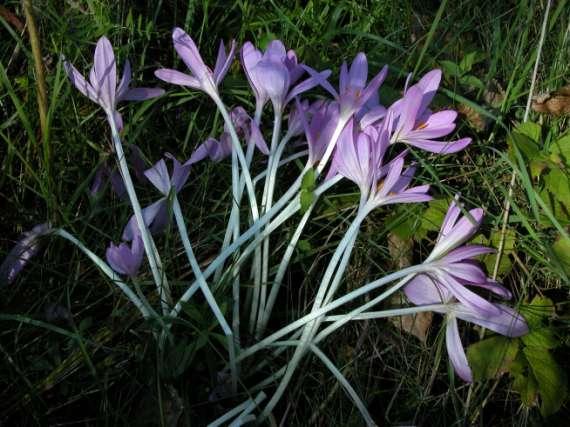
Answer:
[
  {"xmin": 516, "ymin": 122, "xmax": 542, "ymax": 143},
  {"xmin": 519, "ymin": 295, "xmax": 555, "ymax": 328},
  {"xmin": 544, "ymin": 169, "xmax": 570, "ymax": 210},
  {"xmin": 552, "ymin": 237, "xmax": 570, "ymax": 275},
  {"xmin": 548, "ymin": 134, "xmax": 570, "ymax": 166},
  {"xmin": 459, "ymin": 52, "xmax": 477, "ymax": 72},
  {"xmin": 523, "ymin": 346, "xmax": 568, "ymax": 417},
  {"xmin": 508, "ymin": 131, "xmax": 540, "ymax": 162},
  {"xmin": 440, "ymin": 60, "xmax": 462, "ymax": 78},
  {"xmin": 522, "ymin": 327, "xmax": 559, "ymax": 349},
  {"xmin": 460, "ymin": 75, "xmax": 485, "ymax": 91},
  {"xmin": 512, "ymin": 368, "xmax": 539, "ymax": 407},
  {"xmin": 420, "ymin": 198, "xmax": 451, "ymax": 232},
  {"xmin": 467, "ymin": 336, "xmax": 519, "ymax": 381}
]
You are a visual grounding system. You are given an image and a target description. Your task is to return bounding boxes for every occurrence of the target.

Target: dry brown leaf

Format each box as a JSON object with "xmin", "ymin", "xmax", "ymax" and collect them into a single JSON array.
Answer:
[
  {"xmin": 532, "ymin": 85, "xmax": 570, "ymax": 116},
  {"xmin": 0, "ymin": 6, "xmax": 24, "ymax": 32},
  {"xmin": 457, "ymin": 104, "xmax": 489, "ymax": 133}
]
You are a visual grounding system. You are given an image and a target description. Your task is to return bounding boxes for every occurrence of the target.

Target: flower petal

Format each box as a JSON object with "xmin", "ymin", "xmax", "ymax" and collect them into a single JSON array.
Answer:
[
  {"xmin": 93, "ymin": 36, "xmax": 117, "ymax": 110},
  {"xmin": 116, "ymin": 59, "xmax": 131, "ymax": 101},
  {"xmin": 63, "ymin": 61, "xmax": 99, "ymax": 104},
  {"xmin": 172, "ymin": 27, "xmax": 209, "ymax": 81},
  {"xmin": 446, "ymin": 316, "xmax": 473, "ymax": 382},
  {"xmin": 453, "ymin": 303, "xmax": 528, "ymax": 337},
  {"xmin": 154, "ymin": 68, "xmax": 201, "ymax": 89},
  {"xmin": 120, "ymin": 87, "xmax": 165, "ymax": 101}
]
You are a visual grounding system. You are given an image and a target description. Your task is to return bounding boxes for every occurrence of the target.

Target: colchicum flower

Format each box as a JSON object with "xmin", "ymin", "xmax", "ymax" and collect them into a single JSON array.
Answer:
[
  {"xmin": 106, "ymin": 236, "xmax": 144, "ymax": 278},
  {"xmin": 64, "ymin": 36, "xmax": 164, "ymax": 129},
  {"xmin": 155, "ymin": 27, "xmax": 235, "ymax": 99},
  {"xmin": 297, "ymin": 99, "xmax": 340, "ymax": 165},
  {"xmin": 0, "ymin": 223, "xmax": 51, "ymax": 285},
  {"xmin": 187, "ymin": 106, "xmax": 269, "ymax": 165},
  {"xmin": 122, "ymin": 156, "xmax": 191, "ymax": 241},
  {"xmin": 241, "ymin": 40, "xmax": 331, "ymax": 113},
  {"xmin": 327, "ymin": 119, "xmax": 432, "ymax": 207},
  {"xmin": 388, "ymin": 70, "xmax": 471, "ymax": 154},
  {"xmin": 404, "ymin": 197, "xmax": 528, "ymax": 381},
  {"xmin": 310, "ymin": 52, "xmax": 388, "ymax": 120}
]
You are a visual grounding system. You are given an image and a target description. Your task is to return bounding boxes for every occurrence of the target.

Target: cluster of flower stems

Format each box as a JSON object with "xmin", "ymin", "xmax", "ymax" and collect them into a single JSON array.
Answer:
[{"xmin": 2, "ymin": 29, "xmax": 529, "ymax": 426}]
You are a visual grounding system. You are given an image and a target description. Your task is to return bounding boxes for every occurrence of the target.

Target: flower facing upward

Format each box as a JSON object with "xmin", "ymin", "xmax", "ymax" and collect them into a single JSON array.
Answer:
[
  {"xmin": 64, "ymin": 36, "xmax": 164, "ymax": 128},
  {"xmin": 310, "ymin": 53, "xmax": 388, "ymax": 120},
  {"xmin": 241, "ymin": 40, "xmax": 331, "ymax": 113},
  {"xmin": 327, "ymin": 120, "xmax": 431, "ymax": 208},
  {"xmin": 106, "ymin": 236, "xmax": 144, "ymax": 278},
  {"xmin": 404, "ymin": 197, "xmax": 528, "ymax": 381},
  {"xmin": 155, "ymin": 27, "xmax": 236, "ymax": 99}
]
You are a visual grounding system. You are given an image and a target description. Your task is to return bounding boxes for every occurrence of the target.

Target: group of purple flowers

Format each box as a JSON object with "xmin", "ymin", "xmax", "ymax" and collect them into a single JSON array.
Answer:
[{"xmin": 2, "ymin": 27, "xmax": 528, "ymax": 392}]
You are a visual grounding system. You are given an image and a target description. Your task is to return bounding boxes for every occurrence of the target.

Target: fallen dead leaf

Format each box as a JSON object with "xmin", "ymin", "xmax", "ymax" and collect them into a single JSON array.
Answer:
[{"xmin": 532, "ymin": 85, "xmax": 570, "ymax": 116}]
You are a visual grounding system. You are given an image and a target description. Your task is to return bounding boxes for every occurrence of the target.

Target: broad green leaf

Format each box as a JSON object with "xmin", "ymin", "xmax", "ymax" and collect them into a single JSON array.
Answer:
[
  {"xmin": 440, "ymin": 60, "xmax": 462, "ymax": 78},
  {"xmin": 490, "ymin": 229, "xmax": 516, "ymax": 253},
  {"xmin": 460, "ymin": 75, "xmax": 485, "ymax": 91},
  {"xmin": 521, "ymin": 327, "xmax": 559, "ymax": 349},
  {"xmin": 512, "ymin": 368, "xmax": 539, "ymax": 407},
  {"xmin": 544, "ymin": 168, "xmax": 570, "ymax": 210},
  {"xmin": 467, "ymin": 336, "xmax": 519, "ymax": 381},
  {"xmin": 548, "ymin": 134, "xmax": 570, "ymax": 166},
  {"xmin": 552, "ymin": 237, "xmax": 570, "ymax": 275},
  {"xmin": 519, "ymin": 295, "xmax": 555, "ymax": 328},
  {"xmin": 459, "ymin": 52, "xmax": 478, "ymax": 72},
  {"xmin": 523, "ymin": 346, "xmax": 568, "ymax": 417},
  {"xmin": 508, "ymin": 131, "xmax": 541, "ymax": 162},
  {"xmin": 420, "ymin": 199, "xmax": 450, "ymax": 232},
  {"xmin": 515, "ymin": 122, "xmax": 542, "ymax": 143}
]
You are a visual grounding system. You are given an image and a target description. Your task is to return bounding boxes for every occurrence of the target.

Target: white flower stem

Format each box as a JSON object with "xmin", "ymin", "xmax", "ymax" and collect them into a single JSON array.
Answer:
[
  {"xmin": 54, "ymin": 229, "xmax": 151, "ymax": 319},
  {"xmin": 107, "ymin": 114, "xmax": 171, "ymax": 314},
  {"xmin": 315, "ymin": 116, "xmax": 349, "ymax": 176},
  {"xmin": 171, "ymin": 195, "xmax": 238, "ymax": 392}
]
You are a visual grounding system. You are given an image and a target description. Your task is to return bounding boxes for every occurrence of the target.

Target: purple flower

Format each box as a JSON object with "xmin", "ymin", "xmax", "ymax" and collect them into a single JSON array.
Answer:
[
  {"xmin": 121, "ymin": 156, "xmax": 191, "ymax": 241},
  {"xmin": 388, "ymin": 70, "xmax": 471, "ymax": 154},
  {"xmin": 308, "ymin": 53, "xmax": 388, "ymax": 120},
  {"xmin": 297, "ymin": 99, "xmax": 340, "ymax": 165},
  {"xmin": 403, "ymin": 197, "xmax": 528, "ymax": 382},
  {"xmin": 327, "ymin": 120, "xmax": 432, "ymax": 207},
  {"xmin": 404, "ymin": 275, "xmax": 528, "ymax": 382},
  {"xmin": 155, "ymin": 27, "xmax": 235, "ymax": 99},
  {"xmin": 106, "ymin": 236, "xmax": 144, "ymax": 278},
  {"xmin": 64, "ymin": 37, "xmax": 164, "ymax": 127},
  {"xmin": 186, "ymin": 106, "xmax": 269, "ymax": 164},
  {"xmin": 241, "ymin": 40, "xmax": 331, "ymax": 112},
  {"xmin": 0, "ymin": 223, "xmax": 51, "ymax": 285}
]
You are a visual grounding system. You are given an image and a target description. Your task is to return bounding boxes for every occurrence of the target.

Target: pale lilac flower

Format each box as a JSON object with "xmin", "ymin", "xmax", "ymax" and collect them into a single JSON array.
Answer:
[
  {"xmin": 106, "ymin": 236, "xmax": 144, "ymax": 278},
  {"xmin": 241, "ymin": 40, "xmax": 331, "ymax": 112},
  {"xmin": 187, "ymin": 106, "xmax": 269, "ymax": 164},
  {"xmin": 121, "ymin": 156, "xmax": 191, "ymax": 241},
  {"xmin": 308, "ymin": 52, "xmax": 388, "ymax": 120},
  {"xmin": 0, "ymin": 223, "xmax": 51, "ymax": 285},
  {"xmin": 327, "ymin": 120, "xmax": 431, "ymax": 207},
  {"xmin": 404, "ymin": 274, "xmax": 528, "ymax": 382},
  {"xmin": 297, "ymin": 99, "xmax": 340, "ymax": 165},
  {"xmin": 64, "ymin": 37, "xmax": 164, "ymax": 128},
  {"xmin": 388, "ymin": 70, "xmax": 471, "ymax": 154},
  {"xmin": 403, "ymin": 197, "xmax": 528, "ymax": 381},
  {"xmin": 155, "ymin": 28, "xmax": 235, "ymax": 99}
]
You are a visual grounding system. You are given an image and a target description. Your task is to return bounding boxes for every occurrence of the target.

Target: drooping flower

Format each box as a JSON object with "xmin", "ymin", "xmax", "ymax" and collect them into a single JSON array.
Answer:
[
  {"xmin": 64, "ymin": 37, "xmax": 164, "ymax": 128},
  {"xmin": 404, "ymin": 272, "xmax": 528, "ymax": 382},
  {"xmin": 0, "ymin": 223, "xmax": 51, "ymax": 285},
  {"xmin": 155, "ymin": 28, "xmax": 235, "ymax": 99},
  {"xmin": 388, "ymin": 70, "xmax": 471, "ymax": 154},
  {"xmin": 308, "ymin": 52, "xmax": 388, "ymax": 120},
  {"xmin": 403, "ymin": 197, "xmax": 528, "ymax": 381},
  {"xmin": 106, "ymin": 236, "xmax": 144, "ymax": 278},
  {"xmin": 241, "ymin": 40, "xmax": 331, "ymax": 113},
  {"xmin": 186, "ymin": 106, "xmax": 269, "ymax": 165}
]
